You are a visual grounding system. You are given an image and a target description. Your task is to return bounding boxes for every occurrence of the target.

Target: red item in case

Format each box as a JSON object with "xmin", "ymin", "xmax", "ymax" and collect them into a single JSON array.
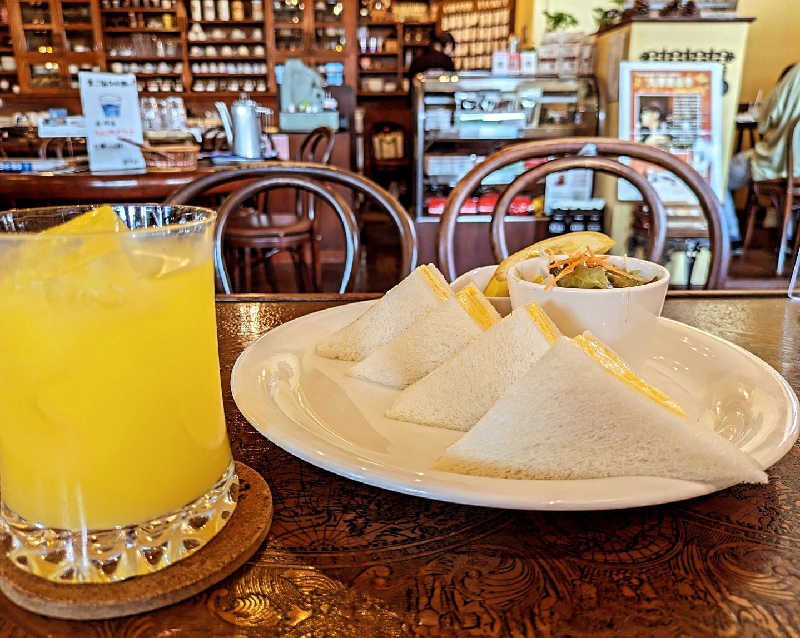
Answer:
[
  {"xmin": 426, "ymin": 196, "xmax": 447, "ymax": 216},
  {"xmin": 460, "ymin": 197, "xmax": 479, "ymax": 215},
  {"xmin": 509, "ymin": 196, "xmax": 532, "ymax": 216},
  {"xmin": 477, "ymin": 191, "xmax": 499, "ymax": 214}
]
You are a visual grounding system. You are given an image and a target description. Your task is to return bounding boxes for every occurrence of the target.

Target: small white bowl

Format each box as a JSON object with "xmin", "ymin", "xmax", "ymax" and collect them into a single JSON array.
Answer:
[
  {"xmin": 451, "ymin": 265, "xmax": 511, "ymax": 316},
  {"xmin": 507, "ymin": 256, "xmax": 670, "ymax": 346}
]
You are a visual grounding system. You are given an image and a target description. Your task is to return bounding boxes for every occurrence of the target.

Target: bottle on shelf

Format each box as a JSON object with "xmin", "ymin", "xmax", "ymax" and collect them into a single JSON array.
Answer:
[
  {"xmin": 203, "ymin": 0, "xmax": 216, "ymax": 21},
  {"xmin": 216, "ymin": 0, "xmax": 230, "ymax": 21},
  {"xmin": 230, "ymin": 0, "xmax": 244, "ymax": 21},
  {"xmin": 252, "ymin": 0, "xmax": 263, "ymax": 20},
  {"xmin": 191, "ymin": 0, "xmax": 203, "ymax": 21}
]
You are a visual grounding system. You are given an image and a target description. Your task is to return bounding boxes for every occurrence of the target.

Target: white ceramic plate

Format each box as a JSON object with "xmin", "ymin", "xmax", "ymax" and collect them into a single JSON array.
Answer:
[{"xmin": 231, "ymin": 301, "xmax": 799, "ymax": 510}]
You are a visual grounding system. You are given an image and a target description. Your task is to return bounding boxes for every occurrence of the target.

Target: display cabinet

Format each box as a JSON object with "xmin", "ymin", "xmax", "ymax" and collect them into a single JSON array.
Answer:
[
  {"xmin": 0, "ymin": 0, "xmax": 360, "ymax": 97},
  {"xmin": 357, "ymin": 19, "xmax": 434, "ymax": 95},
  {"xmin": 8, "ymin": 0, "xmax": 103, "ymax": 91},
  {"xmin": 413, "ymin": 71, "xmax": 602, "ymax": 217}
]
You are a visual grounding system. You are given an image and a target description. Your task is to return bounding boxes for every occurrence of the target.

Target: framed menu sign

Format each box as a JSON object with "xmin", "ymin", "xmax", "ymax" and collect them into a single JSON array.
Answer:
[
  {"xmin": 79, "ymin": 72, "xmax": 145, "ymax": 172},
  {"xmin": 618, "ymin": 62, "xmax": 723, "ymax": 204}
]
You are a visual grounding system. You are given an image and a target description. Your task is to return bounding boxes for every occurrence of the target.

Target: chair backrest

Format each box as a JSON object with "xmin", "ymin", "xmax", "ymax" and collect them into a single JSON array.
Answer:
[
  {"xmin": 297, "ymin": 126, "xmax": 335, "ymax": 164},
  {"xmin": 165, "ymin": 161, "xmax": 418, "ymax": 282},
  {"xmin": 39, "ymin": 138, "xmax": 63, "ymax": 159},
  {"xmin": 438, "ymin": 137, "xmax": 729, "ymax": 289},
  {"xmin": 295, "ymin": 127, "xmax": 336, "ymax": 219},
  {"xmin": 214, "ymin": 175, "xmax": 359, "ymax": 294}
]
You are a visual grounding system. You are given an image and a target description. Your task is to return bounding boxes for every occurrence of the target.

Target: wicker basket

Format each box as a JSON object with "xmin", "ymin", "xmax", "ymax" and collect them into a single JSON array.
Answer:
[{"xmin": 142, "ymin": 143, "xmax": 200, "ymax": 172}]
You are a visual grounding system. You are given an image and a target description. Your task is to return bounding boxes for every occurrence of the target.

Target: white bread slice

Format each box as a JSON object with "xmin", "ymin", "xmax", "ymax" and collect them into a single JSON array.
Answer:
[
  {"xmin": 433, "ymin": 336, "xmax": 767, "ymax": 485},
  {"xmin": 386, "ymin": 302, "xmax": 560, "ymax": 431},
  {"xmin": 316, "ymin": 264, "xmax": 451, "ymax": 361},
  {"xmin": 348, "ymin": 283, "xmax": 501, "ymax": 388}
]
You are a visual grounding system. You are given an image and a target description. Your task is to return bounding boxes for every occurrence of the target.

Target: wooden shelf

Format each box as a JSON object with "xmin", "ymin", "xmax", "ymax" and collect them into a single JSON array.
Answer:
[
  {"xmin": 4, "ymin": 0, "xmax": 360, "ymax": 97},
  {"xmin": 359, "ymin": 51, "xmax": 398, "ymax": 56},
  {"xmin": 188, "ymin": 39, "xmax": 263, "ymax": 44},
  {"xmin": 107, "ymin": 55, "xmax": 183, "ymax": 60},
  {"xmin": 104, "ymin": 26, "xmax": 180, "ymax": 32},
  {"xmin": 101, "ymin": 7, "xmax": 179, "ymax": 12},
  {"xmin": 193, "ymin": 19, "xmax": 263, "ymax": 25},
  {"xmin": 192, "ymin": 72, "xmax": 265, "ymax": 77},
  {"xmin": 188, "ymin": 55, "xmax": 264, "ymax": 60},
  {"xmin": 359, "ymin": 68, "xmax": 399, "ymax": 74}
]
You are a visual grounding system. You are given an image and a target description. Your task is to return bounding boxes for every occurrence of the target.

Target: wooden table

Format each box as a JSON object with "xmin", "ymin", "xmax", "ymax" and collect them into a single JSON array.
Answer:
[
  {"xmin": 0, "ymin": 166, "xmax": 221, "ymax": 205},
  {"xmin": 1, "ymin": 293, "xmax": 799, "ymax": 637}
]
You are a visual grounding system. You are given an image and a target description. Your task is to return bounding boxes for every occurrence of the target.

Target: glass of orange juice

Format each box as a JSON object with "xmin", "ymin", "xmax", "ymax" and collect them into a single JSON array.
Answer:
[{"xmin": 0, "ymin": 204, "xmax": 235, "ymax": 583}]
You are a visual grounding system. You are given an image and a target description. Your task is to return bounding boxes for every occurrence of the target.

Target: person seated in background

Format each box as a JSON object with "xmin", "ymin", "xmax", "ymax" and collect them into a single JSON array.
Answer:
[
  {"xmin": 726, "ymin": 63, "xmax": 800, "ymax": 246},
  {"xmin": 407, "ymin": 31, "xmax": 456, "ymax": 80}
]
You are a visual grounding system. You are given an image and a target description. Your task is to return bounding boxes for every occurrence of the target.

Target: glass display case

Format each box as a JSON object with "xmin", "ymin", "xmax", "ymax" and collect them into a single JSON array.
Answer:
[
  {"xmin": 9, "ymin": 0, "xmax": 103, "ymax": 92},
  {"xmin": 413, "ymin": 71, "xmax": 603, "ymax": 217}
]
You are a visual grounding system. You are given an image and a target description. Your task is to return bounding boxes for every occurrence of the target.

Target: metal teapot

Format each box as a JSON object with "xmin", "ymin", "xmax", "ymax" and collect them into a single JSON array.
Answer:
[{"xmin": 215, "ymin": 94, "xmax": 272, "ymax": 159}]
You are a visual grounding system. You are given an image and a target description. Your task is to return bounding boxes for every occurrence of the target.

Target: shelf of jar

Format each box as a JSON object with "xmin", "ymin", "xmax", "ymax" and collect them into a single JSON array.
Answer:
[
  {"xmin": 134, "ymin": 72, "xmax": 182, "ymax": 77},
  {"xmin": 359, "ymin": 51, "xmax": 399, "ymax": 56},
  {"xmin": 104, "ymin": 26, "xmax": 181, "ymax": 32},
  {"xmin": 188, "ymin": 55, "xmax": 265, "ymax": 60},
  {"xmin": 188, "ymin": 39, "xmax": 264, "ymax": 44},
  {"xmin": 0, "ymin": 47, "xmax": 13, "ymax": 53},
  {"xmin": 273, "ymin": 21, "xmax": 303, "ymax": 28},
  {"xmin": 0, "ymin": 70, "xmax": 18, "ymax": 75},
  {"xmin": 107, "ymin": 55, "xmax": 184, "ymax": 60},
  {"xmin": 22, "ymin": 23, "xmax": 54, "ymax": 29},
  {"xmin": 272, "ymin": 49, "xmax": 346, "ymax": 60},
  {"xmin": 193, "ymin": 19, "xmax": 264, "ymax": 25},
  {"xmin": 101, "ymin": 7, "xmax": 180, "ymax": 12},
  {"xmin": 192, "ymin": 72, "xmax": 265, "ymax": 77},
  {"xmin": 359, "ymin": 68, "xmax": 400, "ymax": 74}
]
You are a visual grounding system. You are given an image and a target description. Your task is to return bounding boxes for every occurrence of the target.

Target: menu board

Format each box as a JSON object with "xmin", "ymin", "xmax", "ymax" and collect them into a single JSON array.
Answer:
[
  {"xmin": 440, "ymin": 0, "xmax": 512, "ymax": 71},
  {"xmin": 618, "ymin": 62, "xmax": 723, "ymax": 203},
  {"xmin": 79, "ymin": 72, "xmax": 145, "ymax": 172}
]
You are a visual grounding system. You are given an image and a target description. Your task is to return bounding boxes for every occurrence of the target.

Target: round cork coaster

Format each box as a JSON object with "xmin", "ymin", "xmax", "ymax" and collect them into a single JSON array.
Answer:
[{"xmin": 0, "ymin": 461, "xmax": 271, "ymax": 620}]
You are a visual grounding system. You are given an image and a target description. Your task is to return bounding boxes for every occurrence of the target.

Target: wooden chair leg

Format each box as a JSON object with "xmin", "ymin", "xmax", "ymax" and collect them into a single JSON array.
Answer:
[
  {"xmin": 289, "ymin": 248, "xmax": 307, "ymax": 292},
  {"xmin": 742, "ymin": 186, "xmax": 759, "ymax": 251},
  {"xmin": 263, "ymin": 252, "xmax": 279, "ymax": 292},
  {"xmin": 243, "ymin": 247, "xmax": 253, "ymax": 292},
  {"xmin": 311, "ymin": 236, "xmax": 322, "ymax": 291},
  {"xmin": 229, "ymin": 246, "xmax": 241, "ymax": 292}
]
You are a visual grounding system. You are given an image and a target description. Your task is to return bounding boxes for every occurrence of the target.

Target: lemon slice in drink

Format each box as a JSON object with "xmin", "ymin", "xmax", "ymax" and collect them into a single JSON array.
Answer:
[
  {"xmin": 45, "ymin": 205, "xmax": 125, "ymax": 235},
  {"xmin": 484, "ymin": 231, "xmax": 616, "ymax": 297}
]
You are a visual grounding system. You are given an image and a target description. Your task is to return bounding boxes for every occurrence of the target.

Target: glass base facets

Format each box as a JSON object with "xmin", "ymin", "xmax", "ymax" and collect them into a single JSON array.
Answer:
[{"xmin": 1, "ymin": 461, "xmax": 238, "ymax": 584}]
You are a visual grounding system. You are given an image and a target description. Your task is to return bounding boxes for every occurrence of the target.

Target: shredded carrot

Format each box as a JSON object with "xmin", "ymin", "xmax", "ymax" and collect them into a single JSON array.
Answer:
[{"xmin": 543, "ymin": 247, "xmax": 649, "ymax": 289}]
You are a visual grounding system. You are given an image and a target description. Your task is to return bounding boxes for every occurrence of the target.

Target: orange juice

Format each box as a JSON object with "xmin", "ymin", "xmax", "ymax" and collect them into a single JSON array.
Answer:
[{"xmin": 0, "ymin": 207, "xmax": 232, "ymax": 530}]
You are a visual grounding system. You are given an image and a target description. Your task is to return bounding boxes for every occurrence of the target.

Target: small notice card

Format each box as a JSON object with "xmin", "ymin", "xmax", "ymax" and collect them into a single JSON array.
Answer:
[{"xmin": 79, "ymin": 72, "xmax": 145, "ymax": 172}]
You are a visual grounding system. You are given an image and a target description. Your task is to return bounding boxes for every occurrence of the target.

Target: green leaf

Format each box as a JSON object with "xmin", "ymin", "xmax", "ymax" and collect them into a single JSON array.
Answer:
[{"xmin": 556, "ymin": 265, "xmax": 611, "ymax": 289}]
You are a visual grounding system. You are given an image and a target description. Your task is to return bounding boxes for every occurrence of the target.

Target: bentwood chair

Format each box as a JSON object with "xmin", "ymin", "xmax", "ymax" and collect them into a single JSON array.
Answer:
[
  {"xmin": 438, "ymin": 138, "xmax": 729, "ymax": 289},
  {"xmin": 165, "ymin": 162, "xmax": 417, "ymax": 291},
  {"xmin": 742, "ymin": 115, "xmax": 800, "ymax": 275},
  {"xmin": 214, "ymin": 175, "xmax": 358, "ymax": 294}
]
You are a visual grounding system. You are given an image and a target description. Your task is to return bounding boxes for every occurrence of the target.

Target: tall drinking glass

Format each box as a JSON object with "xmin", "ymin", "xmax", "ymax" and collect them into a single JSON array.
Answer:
[{"xmin": 0, "ymin": 204, "xmax": 235, "ymax": 583}]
